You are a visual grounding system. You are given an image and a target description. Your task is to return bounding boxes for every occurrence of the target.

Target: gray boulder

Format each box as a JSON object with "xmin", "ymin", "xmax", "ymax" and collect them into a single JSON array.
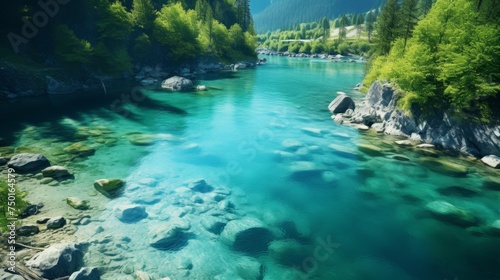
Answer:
[
  {"xmin": 67, "ymin": 197, "xmax": 90, "ymax": 210},
  {"xmin": 328, "ymin": 95, "xmax": 355, "ymax": 114},
  {"xmin": 47, "ymin": 216, "xmax": 67, "ymax": 229},
  {"xmin": 220, "ymin": 218, "xmax": 274, "ymax": 255},
  {"xmin": 161, "ymin": 76, "xmax": 193, "ymax": 91},
  {"xmin": 188, "ymin": 178, "xmax": 213, "ymax": 193},
  {"xmin": 149, "ymin": 220, "xmax": 191, "ymax": 250},
  {"xmin": 481, "ymin": 155, "xmax": 500, "ymax": 168},
  {"xmin": 17, "ymin": 224, "xmax": 40, "ymax": 236},
  {"xmin": 114, "ymin": 204, "xmax": 147, "ymax": 223},
  {"xmin": 26, "ymin": 242, "xmax": 84, "ymax": 279},
  {"xmin": 69, "ymin": 267, "xmax": 100, "ymax": 280},
  {"xmin": 42, "ymin": 166, "xmax": 71, "ymax": 178},
  {"xmin": 7, "ymin": 153, "xmax": 50, "ymax": 173},
  {"xmin": 200, "ymin": 216, "xmax": 227, "ymax": 234}
]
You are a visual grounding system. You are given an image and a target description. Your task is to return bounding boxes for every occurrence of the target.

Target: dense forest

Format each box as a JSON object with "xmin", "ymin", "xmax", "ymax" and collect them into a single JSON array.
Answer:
[
  {"xmin": 257, "ymin": 11, "xmax": 378, "ymax": 56},
  {"xmin": 253, "ymin": 0, "xmax": 385, "ymax": 33},
  {"xmin": 365, "ymin": 0, "xmax": 500, "ymax": 122},
  {"xmin": 0, "ymin": 0, "xmax": 257, "ymax": 76}
]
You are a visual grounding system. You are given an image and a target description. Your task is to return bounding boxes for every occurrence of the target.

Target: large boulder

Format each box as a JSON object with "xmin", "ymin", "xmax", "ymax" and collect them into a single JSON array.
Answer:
[
  {"xmin": 93, "ymin": 179, "xmax": 125, "ymax": 198},
  {"xmin": 328, "ymin": 95, "xmax": 355, "ymax": 114},
  {"xmin": 220, "ymin": 218, "xmax": 274, "ymax": 255},
  {"xmin": 187, "ymin": 178, "xmax": 213, "ymax": 193},
  {"xmin": 114, "ymin": 204, "xmax": 147, "ymax": 223},
  {"xmin": 46, "ymin": 217, "xmax": 67, "ymax": 229},
  {"xmin": 26, "ymin": 243, "xmax": 84, "ymax": 279},
  {"xmin": 149, "ymin": 220, "xmax": 191, "ymax": 251},
  {"xmin": 7, "ymin": 153, "xmax": 50, "ymax": 173},
  {"xmin": 481, "ymin": 155, "xmax": 500, "ymax": 168},
  {"xmin": 425, "ymin": 201, "xmax": 477, "ymax": 227},
  {"xmin": 17, "ymin": 224, "xmax": 40, "ymax": 236},
  {"xmin": 69, "ymin": 267, "xmax": 100, "ymax": 280},
  {"xmin": 161, "ymin": 76, "xmax": 193, "ymax": 91},
  {"xmin": 268, "ymin": 239, "xmax": 310, "ymax": 267},
  {"xmin": 42, "ymin": 166, "xmax": 71, "ymax": 179}
]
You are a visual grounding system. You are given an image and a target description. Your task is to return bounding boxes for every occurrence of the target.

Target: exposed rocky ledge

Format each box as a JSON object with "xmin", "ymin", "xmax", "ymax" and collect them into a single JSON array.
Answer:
[{"xmin": 330, "ymin": 81, "xmax": 500, "ymax": 159}]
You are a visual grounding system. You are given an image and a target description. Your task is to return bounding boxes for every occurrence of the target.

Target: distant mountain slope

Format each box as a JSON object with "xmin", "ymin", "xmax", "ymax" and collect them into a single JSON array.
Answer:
[
  {"xmin": 250, "ymin": 0, "xmax": 273, "ymax": 14},
  {"xmin": 253, "ymin": 0, "xmax": 385, "ymax": 33}
]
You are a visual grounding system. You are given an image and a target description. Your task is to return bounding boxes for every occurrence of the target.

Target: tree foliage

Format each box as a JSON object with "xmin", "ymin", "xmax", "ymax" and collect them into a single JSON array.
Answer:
[{"xmin": 365, "ymin": 0, "xmax": 500, "ymax": 121}]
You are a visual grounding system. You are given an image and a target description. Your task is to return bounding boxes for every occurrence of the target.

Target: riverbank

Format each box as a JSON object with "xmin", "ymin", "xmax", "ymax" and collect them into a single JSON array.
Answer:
[
  {"xmin": 329, "ymin": 81, "xmax": 500, "ymax": 166},
  {"xmin": 1, "ymin": 57, "xmax": 500, "ymax": 279}
]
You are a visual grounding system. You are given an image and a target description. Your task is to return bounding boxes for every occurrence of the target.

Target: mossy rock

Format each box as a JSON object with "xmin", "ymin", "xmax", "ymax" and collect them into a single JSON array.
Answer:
[
  {"xmin": 128, "ymin": 134, "xmax": 158, "ymax": 146},
  {"xmin": 419, "ymin": 157, "xmax": 468, "ymax": 177},
  {"xmin": 357, "ymin": 144, "xmax": 384, "ymax": 157},
  {"xmin": 64, "ymin": 142, "xmax": 96, "ymax": 157},
  {"xmin": 425, "ymin": 200, "xmax": 477, "ymax": 227},
  {"xmin": 0, "ymin": 146, "xmax": 16, "ymax": 158},
  {"xmin": 66, "ymin": 197, "xmax": 90, "ymax": 210},
  {"xmin": 94, "ymin": 178, "xmax": 125, "ymax": 198}
]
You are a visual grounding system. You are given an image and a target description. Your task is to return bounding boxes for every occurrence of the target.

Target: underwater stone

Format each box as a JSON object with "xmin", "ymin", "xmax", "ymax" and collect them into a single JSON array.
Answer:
[
  {"xmin": 188, "ymin": 178, "xmax": 213, "ymax": 193},
  {"xmin": 149, "ymin": 220, "xmax": 191, "ymax": 251},
  {"xmin": 220, "ymin": 218, "xmax": 274, "ymax": 255},
  {"xmin": 69, "ymin": 267, "xmax": 100, "ymax": 280},
  {"xmin": 236, "ymin": 257, "xmax": 263, "ymax": 280},
  {"xmin": 201, "ymin": 216, "xmax": 227, "ymax": 235},
  {"xmin": 419, "ymin": 158, "xmax": 468, "ymax": 177},
  {"xmin": 66, "ymin": 197, "xmax": 90, "ymax": 210},
  {"xmin": 425, "ymin": 201, "xmax": 477, "ymax": 227},
  {"xmin": 47, "ymin": 216, "xmax": 67, "ymax": 229},
  {"xmin": 42, "ymin": 166, "xmax": 71, "ymax": 179},
  {"xmin": 64, "ymin": 142, "xmax": 96, "ymax": 157},
  {"xmin": 281, "ymin": 139, "xmax": 304, "ymax": 151},
  {"xmin": 268, "ymin": 239, "xmax": 310, "ymax": 267},
  {"xmin": 94, "ymin": 179, "xmax": 125, "ymax": 198},
  {"xmin": 114, "ymin": 204, "xmax": 147, "ymax": 223},
  {"xmin": 357, "ymin": 144, "xmax": 383, "ymax": 156}
]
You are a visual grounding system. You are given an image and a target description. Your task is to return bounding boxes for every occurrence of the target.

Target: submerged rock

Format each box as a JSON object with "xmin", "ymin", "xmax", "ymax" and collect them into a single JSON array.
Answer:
[
  {"xmin": 69, "ymin": 267, "xmax": 100, "ymax": 280},
  {"xmin": 483, "ymin": 176, "xmax": 500, "ymax": 190},
  {"xmin": 236, "ymin": 257, "xmax": 263, "ymax": 280},
  {"xmin": 188, "ymin": 178, "xmax": 213, "ymax": 193},
  {"xmin": 488, "ymin": 220, "xmax": 500, "ymax": 237},
  {"xmin": 114, "ymin": 204, "xmax": 147, "ymax": 223},
  {"xmin": 64, "ymin": 142, "xmax": 96, "ymax": 157},
  {"xmin": 42, "ymin": 166, "xmax": 71, "ymax": 179},
  {"xmin": 281, "ymin": 139, "xmax": 304, "ymax": 151},
  {"xmin": 481, "ymin": 155, "xmax": 500, "ymax": 168},
  {"xmin": 220, "ymin": 218, "xmax": 274, "ymax": 255},
  {"xmin": 358, "ymin": 144, "xmax": 383, "ymax": 157},
  {"xmin": 17, "ymin": 224, "xmax": 40, "ymax": 236},
  {"xmin": 127, "ymin": 134, "xmax": 157, "ymax": 146},
  {"xmin": 47, "ymin": 216, "xmax": 67, "ymax": 229},
  {"xmin": 425, "ymin": 201, "xmax": 477, "ymax": 227},
  {"xmin": 419, "ymin": 158, "xmax": 468, "ymax": 177},
  {"xmin": 268, "ymin": 239, "xmax": 310, "ymax": 267},
  {"xmin": 94, "ymin": 179, "xmax": 125, "ymax": 198},
  {"xmin": 300, "ymin": 127, "xmax": 324, "ymax": 137},
  {"xmin": 26, "ymin": 242, "xmax": 84, "ymax": 279},
  {"xmin": 201, "ymin": 216, "xmax": 227, "ymax": 235},
  {"xmin": 7, "ymin": 153, "xmax": 50, "ymax": 173},
  {"xmin": 149, "ymin": 220, "xmax": 191, "ymax": 251}
]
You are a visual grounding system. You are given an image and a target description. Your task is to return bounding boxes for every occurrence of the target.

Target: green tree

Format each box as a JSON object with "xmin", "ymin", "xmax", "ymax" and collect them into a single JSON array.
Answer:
[
  {"xmin": 154, "ymin": 3, "xmax": 201, "ymax": 61},
  {"xmin": 376, "ymin": 0, "xmax": 401, "ymax": 55},
  {"xmin": 366, "ymin": 11, "xmax": 375, "ymax": 42},
  {"xmin": 339, "ymin": 14, "xmax": 348, "ymax": 42},
  {"xmin": 132, "ymin": 0, "xmax": 155, "ymax": 30},
  {"xmin": 321, "ymin": 17, "xmax": 330, "ymax": 41},
  {"xmin": 401, "ymin": 0, "xmax": 420, "ymax": 52},
  {"xmin": 54, "ymin": 25, "xmax": 93, "ymax": 65},
  {"xmin": 97, "ymin": 1, "xmax": 134, "ymax": 41}
]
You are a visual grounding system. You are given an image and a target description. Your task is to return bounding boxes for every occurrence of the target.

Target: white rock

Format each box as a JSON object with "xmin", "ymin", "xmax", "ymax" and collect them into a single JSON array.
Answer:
[{"xmin": 481, "ymin": 155, "xmax": 500, "ymax": 169}]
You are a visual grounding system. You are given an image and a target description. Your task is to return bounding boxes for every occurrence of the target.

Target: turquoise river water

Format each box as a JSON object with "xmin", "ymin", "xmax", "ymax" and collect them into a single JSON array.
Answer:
[{"xmin": 1, "ymin": 56, "xmax": 500, "ymax": 280}]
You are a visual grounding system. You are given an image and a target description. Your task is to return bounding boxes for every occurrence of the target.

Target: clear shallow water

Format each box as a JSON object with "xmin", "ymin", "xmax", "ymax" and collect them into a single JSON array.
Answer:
[{"xmin": 1, "ymin": 56, "xmax": 500, "ymax": 279}]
